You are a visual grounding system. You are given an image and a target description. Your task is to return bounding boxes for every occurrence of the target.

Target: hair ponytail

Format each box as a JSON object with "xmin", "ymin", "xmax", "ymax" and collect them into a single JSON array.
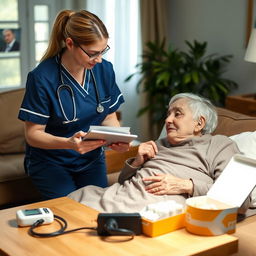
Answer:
[
  {"xmin": 40, "ymin": 9, "xmax": 108, "ymax": 62},
  {"xmin": 41, "ymin": 10, "xmax": 73, "ymax": 62}
]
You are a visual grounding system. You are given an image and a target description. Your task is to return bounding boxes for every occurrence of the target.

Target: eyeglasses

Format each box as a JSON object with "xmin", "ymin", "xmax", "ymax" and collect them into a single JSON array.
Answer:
[{"xmin": 76, "ymin": 43, "xmax": 110, "ymax": 59}]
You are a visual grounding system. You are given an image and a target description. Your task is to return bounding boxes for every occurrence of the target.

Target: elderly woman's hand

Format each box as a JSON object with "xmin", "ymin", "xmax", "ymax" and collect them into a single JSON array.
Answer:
[
  {"xmin": 143, "ymin": 173, "xmax": 193, "ymax": 196},
  {"xmin": 131, "ymin": 141, "xmax": 158, "ymax": 167},
  {"xmin": 107, "ymin": 142, "xmax": 130, "ymax": 152}
]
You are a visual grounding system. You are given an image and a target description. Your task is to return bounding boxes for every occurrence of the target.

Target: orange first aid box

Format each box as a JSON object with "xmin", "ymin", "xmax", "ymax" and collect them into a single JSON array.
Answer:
[
  {"xmin": 185, "ymin": 154, "xmax": 256, "ymax": 236},
  {"xmin": 142, "ymin": 212, "xmax": 185, "ymax": 237}
]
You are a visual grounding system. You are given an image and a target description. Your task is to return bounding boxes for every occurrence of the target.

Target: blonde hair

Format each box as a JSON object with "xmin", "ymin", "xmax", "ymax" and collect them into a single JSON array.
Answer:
[{"xmin": 41, "ymin": 10, "xmax": 109, "ymax": 62}]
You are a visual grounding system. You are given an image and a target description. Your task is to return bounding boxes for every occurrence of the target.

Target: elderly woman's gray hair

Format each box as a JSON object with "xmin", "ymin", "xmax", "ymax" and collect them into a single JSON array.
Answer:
[{"xmin": 169, "ymin": 93, "xmax": 218, "ymax": 134}]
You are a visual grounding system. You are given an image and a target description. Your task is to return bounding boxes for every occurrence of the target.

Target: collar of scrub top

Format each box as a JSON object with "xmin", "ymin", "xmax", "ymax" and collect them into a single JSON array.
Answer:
[{"xmin": 57, "ymin": 51, "xmax": 104, "ymax": 124}]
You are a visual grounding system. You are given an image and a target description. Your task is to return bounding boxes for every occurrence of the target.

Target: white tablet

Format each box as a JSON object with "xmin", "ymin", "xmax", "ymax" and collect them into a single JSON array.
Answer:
[{"xmin": 83, "ymin": 130, "xmax": 138, "ymax": 145}]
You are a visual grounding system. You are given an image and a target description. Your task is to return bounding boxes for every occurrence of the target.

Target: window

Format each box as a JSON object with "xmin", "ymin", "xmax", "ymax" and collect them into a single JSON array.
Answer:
[
  {"xmin": 0, "ymin": 0, "xmax": 20, "ymax": 88},
  {"xmin": 0, "ymin": 0, "xmax": 55, "ymax": 90},
  {"xmin": 26, "ymin": 0, "xmax": 56, "ymax": 86},
  {"xmin": 34, "ymin": 5, "xmax": 50, "ymax": 64}
]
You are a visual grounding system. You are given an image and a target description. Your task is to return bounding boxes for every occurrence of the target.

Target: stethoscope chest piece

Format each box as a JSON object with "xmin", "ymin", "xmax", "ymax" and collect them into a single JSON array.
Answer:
[{"xmin": 96, "ymin": 104, "xmax": 104, "ymax": 113}]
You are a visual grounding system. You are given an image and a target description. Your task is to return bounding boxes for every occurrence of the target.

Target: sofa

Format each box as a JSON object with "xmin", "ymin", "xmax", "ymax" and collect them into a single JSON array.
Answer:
[
  {"xmin": 1, "ymin": 88, "xmax": 256, "ymax": 210},
  {"xmin": 0, "ymin": 88, "xmax": 42, "ymax": 208},
  {"xmin": 0, "ymin": 88, "xmax": 139, "ymax": 208}
]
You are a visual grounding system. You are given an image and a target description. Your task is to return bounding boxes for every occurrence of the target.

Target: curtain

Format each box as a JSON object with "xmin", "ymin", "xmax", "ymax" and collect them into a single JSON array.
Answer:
[
  {"xmin": 140, "ymin": 0, "xmax": 168, "ymax": 139},
  {"xmin": 140, "ymin": 0, "xmax": 167, "ymax": 47}
]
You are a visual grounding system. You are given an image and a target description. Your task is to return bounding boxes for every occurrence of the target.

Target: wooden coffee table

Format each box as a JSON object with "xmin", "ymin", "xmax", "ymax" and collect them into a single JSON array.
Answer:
[{"xmin": 0, "ymin": 197, "xmax": 238, "ymax": 256}]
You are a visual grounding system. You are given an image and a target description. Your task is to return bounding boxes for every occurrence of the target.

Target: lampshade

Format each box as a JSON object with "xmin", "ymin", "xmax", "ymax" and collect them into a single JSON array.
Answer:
[{"xmin": 245, "ymin": 28, "xmax": 256, "ymax": 63}]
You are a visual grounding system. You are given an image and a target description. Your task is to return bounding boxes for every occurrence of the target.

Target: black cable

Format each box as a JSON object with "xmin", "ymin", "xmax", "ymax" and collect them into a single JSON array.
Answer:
[
  {"xmin": 104, "ymin": 218, "xmax": 135, "ymax": 238},
  {"xmin": 29, "ymin": 214, "xmax": 136, "ymax": 242},
  {"xmin": 28, "ymin": 214, "xmax": 96, "ymax": 238}
]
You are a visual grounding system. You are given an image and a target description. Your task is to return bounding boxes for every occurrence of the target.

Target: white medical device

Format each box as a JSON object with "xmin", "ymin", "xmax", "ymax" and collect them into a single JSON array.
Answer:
[{"xmin": 16, "ymin": 208, "xmax": 54, "ymax": 227}]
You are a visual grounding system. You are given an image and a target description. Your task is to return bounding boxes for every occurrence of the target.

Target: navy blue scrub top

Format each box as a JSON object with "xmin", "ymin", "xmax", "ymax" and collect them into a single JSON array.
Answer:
[{"xmin": 18, "ymin": 56, "xmax": 125, "ymax": 171}]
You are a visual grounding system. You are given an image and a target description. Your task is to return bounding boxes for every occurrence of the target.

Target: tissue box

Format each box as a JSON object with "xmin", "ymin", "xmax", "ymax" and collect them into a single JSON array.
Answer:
[
  {"xmin": 185, "ymin": 154, "xmax": 256, "ymax": 236},
  {"xmin": 142, "ymin": 213, "xmax": 185, "ymax": 237}
]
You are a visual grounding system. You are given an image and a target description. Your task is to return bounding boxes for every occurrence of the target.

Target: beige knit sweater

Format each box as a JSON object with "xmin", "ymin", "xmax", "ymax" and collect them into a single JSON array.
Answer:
[{"xmin": 68, "ymin": 134, "xmax": 240, "ymax": 213}]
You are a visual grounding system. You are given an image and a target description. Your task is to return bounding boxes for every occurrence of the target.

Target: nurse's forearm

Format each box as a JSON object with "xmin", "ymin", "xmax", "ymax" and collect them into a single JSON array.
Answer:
[
  {"xmin": 29, "ymin": 134, "xmax": 70, "ymax": 149},
  {"xmin": 25, "ymin": 129, "xmax": 70, "ymax": 149},
  {"xmin": 24, "ymin": 122, "xmax": 71, "ymax": 150},
  {"xmin": 101, "ymin": 112, "xmax": 120, "ymax": 126},
  {"xmin": 24, "ymin": 122, "xmax": 106, "ymax": 154}
]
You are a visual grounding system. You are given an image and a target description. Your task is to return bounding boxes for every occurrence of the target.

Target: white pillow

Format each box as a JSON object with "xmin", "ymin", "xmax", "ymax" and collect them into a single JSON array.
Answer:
[
  {"xmin": 230, "ymin": 131, "xmax": 256, "ymax": 159},
  {"xmin": 230, "ymin": 131, "xmax": 256, "ymax": 208}
]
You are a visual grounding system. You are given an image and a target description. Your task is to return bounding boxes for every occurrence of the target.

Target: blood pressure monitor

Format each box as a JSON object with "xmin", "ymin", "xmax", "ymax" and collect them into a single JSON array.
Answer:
[{"xmin": 16, "ymin": 208, "xmax": 54, "ymax": 226}]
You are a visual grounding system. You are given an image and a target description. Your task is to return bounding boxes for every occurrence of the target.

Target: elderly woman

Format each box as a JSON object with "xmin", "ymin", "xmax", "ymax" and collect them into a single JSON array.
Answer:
[{"xmin": 68, "ymin": 93, "xmax": 247, "ymax": 213}]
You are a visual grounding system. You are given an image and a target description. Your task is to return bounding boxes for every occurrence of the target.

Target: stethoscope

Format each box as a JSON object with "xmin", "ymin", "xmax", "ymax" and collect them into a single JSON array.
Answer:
[{"xmin": 57, "ymin": 57, "xmax": 104, "ymax": 124}]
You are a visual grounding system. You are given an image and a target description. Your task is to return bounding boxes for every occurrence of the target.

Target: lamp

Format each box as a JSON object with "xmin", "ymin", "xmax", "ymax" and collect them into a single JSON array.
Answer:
[
  {"xmin": 245, "ymin": 28, "xmax": 256, "ymax": 62},
  {"xmin": 244, "ymin": 26, "xmax": 256, "ymax": 100}
]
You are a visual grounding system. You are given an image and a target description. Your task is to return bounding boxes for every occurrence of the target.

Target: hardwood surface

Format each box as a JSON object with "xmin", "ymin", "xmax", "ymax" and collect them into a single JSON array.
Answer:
[
  {"xmin": 0, "ymin": 197, "xmax": 238, "ymax": 256},
  {"xmin": 233, "ymin": 214, "xmax": 256, "ymax": 256}
]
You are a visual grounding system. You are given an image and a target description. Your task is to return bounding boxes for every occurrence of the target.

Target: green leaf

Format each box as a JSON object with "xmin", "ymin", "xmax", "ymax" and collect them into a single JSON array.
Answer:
[
  {"xmin": 124, "ymin": 73, "xmax": 135, "ymax": 82},
  {"xmin": 124, "ymin": 37, "xmax": 237, "ymax": 127},
  {"xmin": 192, "ymin": 71, "xmax": 200, "ymax": 84},
  {"xmin": 183, "ymin": 73, "xmax": 191, "ymax": 84}
]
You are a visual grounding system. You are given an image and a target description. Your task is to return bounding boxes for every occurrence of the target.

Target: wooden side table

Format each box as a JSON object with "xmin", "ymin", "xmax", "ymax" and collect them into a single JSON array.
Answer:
[
  {"xmin": 225, "ymin": 94, "xmax": 256, "ymax": 116},
  {"xmin": 0, "ymin": 197, "xmax": 238, "ymax": 256}
]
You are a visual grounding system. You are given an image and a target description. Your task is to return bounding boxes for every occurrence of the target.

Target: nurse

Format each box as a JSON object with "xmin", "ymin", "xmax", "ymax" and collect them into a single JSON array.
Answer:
[{"xmin": 18, "ymin": 10, "xmax": 128, "ymax": 199}]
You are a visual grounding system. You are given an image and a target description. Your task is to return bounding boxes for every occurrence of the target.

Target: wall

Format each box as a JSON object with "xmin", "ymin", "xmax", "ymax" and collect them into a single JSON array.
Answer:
[{"xmin": 166, "ymin": 0, "xmax": 256, "ymax": 95}]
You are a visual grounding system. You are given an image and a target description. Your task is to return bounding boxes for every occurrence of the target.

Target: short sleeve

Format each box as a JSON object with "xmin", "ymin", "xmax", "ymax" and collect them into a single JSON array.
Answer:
[
  {"xmin": 18, "ymin": 72, "xmax": 50, "ymax": 124},
  {"xmin": 108, "ymin": 64, "xmax": 124, "ymax": 113}
]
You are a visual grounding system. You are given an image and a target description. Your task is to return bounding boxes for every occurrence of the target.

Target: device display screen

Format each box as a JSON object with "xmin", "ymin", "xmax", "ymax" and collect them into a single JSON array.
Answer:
[{"xmin": 23, "ymin": 209, "xmax": 42, "ymax": 216}]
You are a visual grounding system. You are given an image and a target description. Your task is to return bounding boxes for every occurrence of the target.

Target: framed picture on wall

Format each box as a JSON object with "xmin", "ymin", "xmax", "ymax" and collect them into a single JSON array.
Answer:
[{"xmin": 0, "ymin": 28, "xmax": 20, "ymax": 53}]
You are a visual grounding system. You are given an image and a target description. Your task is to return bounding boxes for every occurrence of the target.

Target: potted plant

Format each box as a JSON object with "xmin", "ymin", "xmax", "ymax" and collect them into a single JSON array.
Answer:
[{"xmin": 125, "ymin": 39, "xmax": 238, "ymax": 137}]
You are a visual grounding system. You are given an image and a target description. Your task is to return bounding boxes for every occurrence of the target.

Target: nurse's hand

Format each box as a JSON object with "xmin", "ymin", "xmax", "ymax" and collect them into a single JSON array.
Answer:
[
  {"xmin": 69, "ymin": 131, "xmax": 106, "ymax": 154},
  {"xmin": 107, "ymin": 142, "xmax": 130, "ymax": 152}
]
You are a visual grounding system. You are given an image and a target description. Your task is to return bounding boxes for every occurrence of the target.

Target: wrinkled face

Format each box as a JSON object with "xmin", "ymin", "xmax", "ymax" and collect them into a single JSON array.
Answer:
[
  {"xmin": 3, "ymin": 30, "xmax": 14, "ymax": 44},
  {"xmin": 165, "ymin": 98, "xmax": 202, "ymax": 144}
]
